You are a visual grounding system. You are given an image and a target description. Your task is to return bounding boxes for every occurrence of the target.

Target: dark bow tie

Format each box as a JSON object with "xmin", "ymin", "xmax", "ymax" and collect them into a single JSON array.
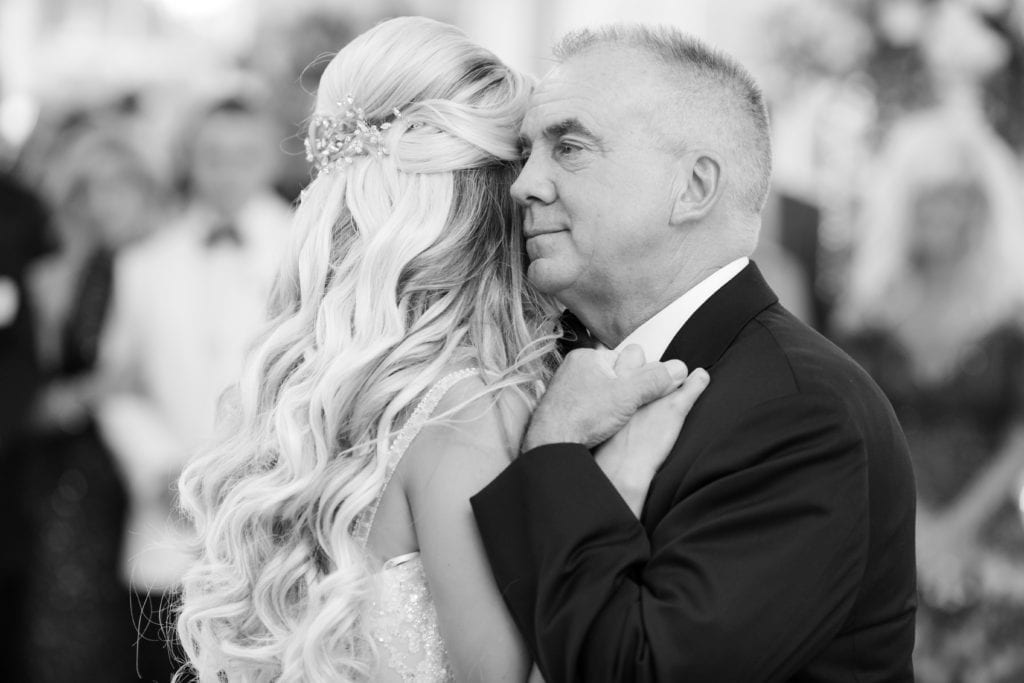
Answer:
[
  {"xmin": 204, "ymin": 222, "xmax": 243, "ymax": 248},
  {"xmin": 558, "ymin": 309, "xmax": 598, "ymax": 355}
]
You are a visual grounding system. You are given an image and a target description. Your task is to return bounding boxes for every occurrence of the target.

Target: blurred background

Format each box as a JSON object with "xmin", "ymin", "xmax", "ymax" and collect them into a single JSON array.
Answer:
[{"xmin": 1, "ymin": 0, "xmax": 1023, "ymax": 681}]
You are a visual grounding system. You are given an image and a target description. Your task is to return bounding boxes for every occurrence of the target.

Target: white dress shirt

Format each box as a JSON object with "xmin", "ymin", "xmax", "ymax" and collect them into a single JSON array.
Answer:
[
  {"xmin": 610, "ymin": 257, "xmax": 749, "ymax": 362},
  {"xmin": 96, "ymin": 191, "xmax": 292, "ymax": 590}
]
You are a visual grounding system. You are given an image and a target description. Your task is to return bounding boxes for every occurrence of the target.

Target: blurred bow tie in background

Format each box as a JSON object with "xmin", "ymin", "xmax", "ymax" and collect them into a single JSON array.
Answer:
[{"xmin": 204, "ymin": 222, "xmax": 243, "ymax": 248}]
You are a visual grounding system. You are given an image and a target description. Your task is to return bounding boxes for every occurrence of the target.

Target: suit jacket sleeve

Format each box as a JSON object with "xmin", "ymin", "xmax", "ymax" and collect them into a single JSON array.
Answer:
[{"xmin": 471, "ymin": 393, "xmax": 870, "ymax": 683}]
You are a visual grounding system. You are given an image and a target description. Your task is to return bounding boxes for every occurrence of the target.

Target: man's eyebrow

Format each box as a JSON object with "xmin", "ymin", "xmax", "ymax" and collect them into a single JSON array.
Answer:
[
  {"xmin": 545, "ymin": 118, "xmax": 596, "ymax": 141},
  {"xmin": 519, "ymin": 118, "xmax": 598, "ymax": 149}
]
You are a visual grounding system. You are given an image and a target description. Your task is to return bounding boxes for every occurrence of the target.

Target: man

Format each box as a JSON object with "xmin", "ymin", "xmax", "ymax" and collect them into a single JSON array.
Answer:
[
  {"xmin": 471, "ymin": 25, "xmax": 916, "ymax": 682},
  {"xmin": 96, "ymin": 96, "xmax": 291, "ymax": 681}
]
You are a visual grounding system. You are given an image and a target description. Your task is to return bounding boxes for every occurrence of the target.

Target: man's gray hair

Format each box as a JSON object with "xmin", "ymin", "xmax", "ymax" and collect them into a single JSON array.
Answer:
[{"xmin": 554, "ymin": 24, "xmax": 772, "ymax": 216}]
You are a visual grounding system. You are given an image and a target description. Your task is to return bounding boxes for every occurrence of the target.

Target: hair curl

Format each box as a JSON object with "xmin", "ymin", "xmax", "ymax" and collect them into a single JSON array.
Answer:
[{"xmin": 176, "ymin": 16, "xmax": 559, "ymax": 682}]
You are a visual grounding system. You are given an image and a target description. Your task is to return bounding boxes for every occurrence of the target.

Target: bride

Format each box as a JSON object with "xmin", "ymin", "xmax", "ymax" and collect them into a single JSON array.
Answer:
[{"xmin": 176, "ymin": 16, "xmax": 697, "ymax": 682}]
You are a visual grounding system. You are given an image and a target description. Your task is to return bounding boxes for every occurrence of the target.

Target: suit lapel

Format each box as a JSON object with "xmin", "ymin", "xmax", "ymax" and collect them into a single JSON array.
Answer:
[
  {"xmin": 641, "ymin": 262, "xmax": 778, "ymax": 527},
  {"xmin": 659, "ymin": 261, "xmax": 778, "ymax": 369}
]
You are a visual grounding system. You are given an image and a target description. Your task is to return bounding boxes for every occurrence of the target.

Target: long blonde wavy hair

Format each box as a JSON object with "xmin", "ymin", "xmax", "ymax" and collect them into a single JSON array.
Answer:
[{"xmin": 176, "ymin": 16, "xmax": 559, "ymax": 682}]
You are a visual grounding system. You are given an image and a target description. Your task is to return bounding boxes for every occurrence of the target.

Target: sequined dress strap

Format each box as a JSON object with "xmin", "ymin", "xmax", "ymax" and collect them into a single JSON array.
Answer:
[{"xmin": 353, "ymin": 368, "xmax": 479, "ymax": 547}]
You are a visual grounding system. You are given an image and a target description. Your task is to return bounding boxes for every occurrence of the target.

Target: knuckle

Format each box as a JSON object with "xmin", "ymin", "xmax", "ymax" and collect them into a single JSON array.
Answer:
[
  {"xmin": 565, "ymin": 348, "xmax": 591, "ymax": 364},
  {"xmin": 644, "ymin": 367, "xmax": 671, "ymax": 393}
]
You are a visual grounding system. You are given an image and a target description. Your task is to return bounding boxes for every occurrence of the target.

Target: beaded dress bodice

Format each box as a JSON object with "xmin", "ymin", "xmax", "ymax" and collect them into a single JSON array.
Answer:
[{"xmin": 353, "ymin": 369, "xmax": 478, "ymax": 682}]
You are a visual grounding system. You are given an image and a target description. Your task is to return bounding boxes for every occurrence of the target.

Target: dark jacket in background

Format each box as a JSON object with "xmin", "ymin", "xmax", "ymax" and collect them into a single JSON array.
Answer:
[{"xmin": 0, "ymin": 171, "xmax": 52, "ymax": 683}]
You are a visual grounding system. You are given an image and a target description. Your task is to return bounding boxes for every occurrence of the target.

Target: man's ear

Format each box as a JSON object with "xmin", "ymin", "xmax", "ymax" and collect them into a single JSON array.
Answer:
[{"xmin": 670, "ymin": 152, "xmax": 722, "ymax": 226}]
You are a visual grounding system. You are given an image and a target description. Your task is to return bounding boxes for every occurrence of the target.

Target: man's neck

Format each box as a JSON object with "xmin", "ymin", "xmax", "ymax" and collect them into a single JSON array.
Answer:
[{"xmin": 564, "ymin": 263, "xmax": 730, "ymax": 348}]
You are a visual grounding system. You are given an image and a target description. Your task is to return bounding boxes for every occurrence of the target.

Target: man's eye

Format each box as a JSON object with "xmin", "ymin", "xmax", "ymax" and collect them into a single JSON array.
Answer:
[{"xmin": 555, "ymin": 141, "xmax": 581, "ymax": 157}]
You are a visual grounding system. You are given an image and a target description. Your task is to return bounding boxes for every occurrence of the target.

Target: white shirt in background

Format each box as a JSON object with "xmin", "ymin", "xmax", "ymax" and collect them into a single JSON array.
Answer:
[{"xmin": 96, "ymin": 191, "xmax": 292, "ymax": 590}]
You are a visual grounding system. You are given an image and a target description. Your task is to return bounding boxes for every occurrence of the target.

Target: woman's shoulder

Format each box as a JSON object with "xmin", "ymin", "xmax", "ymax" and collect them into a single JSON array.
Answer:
[
  {"xmin": 432, "ymin": 366, "xmax": 529, "ymax": 409},
  {"xmin": 397, "ymin": 368, "xmax": 531, "ymax": 487},
  {"xmin": 430, "ymin": 368, "xmax": 530, "ymax": 448}
]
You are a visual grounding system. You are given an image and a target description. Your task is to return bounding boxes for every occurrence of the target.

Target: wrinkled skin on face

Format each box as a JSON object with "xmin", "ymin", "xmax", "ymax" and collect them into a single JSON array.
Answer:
[{"xmin": 511, "ymin": 48, "xmax": 683, "ymax": 314}]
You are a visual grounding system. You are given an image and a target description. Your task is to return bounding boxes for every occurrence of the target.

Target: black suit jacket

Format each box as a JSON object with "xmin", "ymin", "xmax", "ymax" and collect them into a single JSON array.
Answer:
[{"xmin": 471, "ymin": 263, "xmax": 917, "ymax": 682}]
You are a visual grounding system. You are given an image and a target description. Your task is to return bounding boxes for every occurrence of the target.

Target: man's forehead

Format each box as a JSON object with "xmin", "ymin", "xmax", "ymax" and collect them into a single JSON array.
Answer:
[
  {"xmin": 520, "ymin": 60, "xmax": 611, "ymax": 137},
  {"xmin": 520, "ymin": 49, "xmax": 668, "ymax": 138}
]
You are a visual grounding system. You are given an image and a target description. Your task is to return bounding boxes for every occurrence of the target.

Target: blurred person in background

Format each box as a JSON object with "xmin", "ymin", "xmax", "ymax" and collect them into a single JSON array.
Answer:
[
  {"xmin": 834, "ymin": 107, "xmax": 1024, "ymax": 683},
  {"xmin": 17, "ymin": 120, "xmax": 162, "ymax": 682},
  {"xmin": 755, "ymin": 0, "xmax": 878, "ymax": 332},
  {"xmin": 0, "ymin": 159, "xmax": 54, "ymax": 683},
  {"xmin": 752, "ymin": 190, "xmax": 815, "ymax": 326},
  {"xmin": 251, "ymin": 10, "xmax": 359, "ymax": 202},
  {"xmin": 0, "ymin": 166, "xmax": 52, "ymax": 446},
  {"xmin": 96, "ymin": 94, "xmax": 291, "ymax": 682}
]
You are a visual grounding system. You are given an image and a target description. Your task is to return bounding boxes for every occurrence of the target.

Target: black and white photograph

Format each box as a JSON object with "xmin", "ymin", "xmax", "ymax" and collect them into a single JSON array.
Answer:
[{"xmin": 1, "ymin": 0, "xmax": 1023, "ymax": 681}]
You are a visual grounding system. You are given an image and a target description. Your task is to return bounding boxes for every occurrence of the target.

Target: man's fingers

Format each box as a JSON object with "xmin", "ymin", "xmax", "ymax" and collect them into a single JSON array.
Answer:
[
  {"xmin": 667, "ymin": 368, "xmax": 710, "ymax": 412},
  {"xmin": 593, "ymin": 348, "xmax": 619, "ymax": 378},
  {"xmin": 614, "ymin": 344, "xmax": 646, "ymax": 374},
  {"xmin": 634, "ymin": 368, "xmax": 710, "ymax": 429},
  {"xmin": 630, "ymin": 361, "xmax": 687, "ymax": 406},
  {"xmin": 664, "ymin": 359, "xmax": 688, "ymax": 384},
  {"xmin": 561, "ymin": 347, "xmax": 617, "ymax": 379}
]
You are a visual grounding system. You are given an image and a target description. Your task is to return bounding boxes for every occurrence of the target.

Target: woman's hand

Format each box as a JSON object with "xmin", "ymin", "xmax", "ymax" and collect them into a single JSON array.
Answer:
[{"xmin": 593, "ymin": 346, "xmax": 710, "ymax": 517}]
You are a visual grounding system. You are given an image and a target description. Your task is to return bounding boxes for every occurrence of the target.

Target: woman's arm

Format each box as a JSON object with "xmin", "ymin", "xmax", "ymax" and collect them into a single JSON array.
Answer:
[
  {"xmin": 401, "ymin": 378, "xmax": 532, "ymax": 682},
  {"xmin": 594, "ymin": 367, "xmax": 709, "ymax": 516},
  {"xmin": 917, "ymin": 422, "xmax": 1024, "ymax": 606},
  {"xmin": 944, "ymin": 423, "xmax": 1024, "ymax": 533}
]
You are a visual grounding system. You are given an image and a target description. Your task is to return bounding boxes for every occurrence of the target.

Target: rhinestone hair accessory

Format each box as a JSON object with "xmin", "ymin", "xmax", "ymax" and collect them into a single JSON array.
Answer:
[{"xmin": 304, "ymin": 94, "xmax": 402, "ymax": 175}]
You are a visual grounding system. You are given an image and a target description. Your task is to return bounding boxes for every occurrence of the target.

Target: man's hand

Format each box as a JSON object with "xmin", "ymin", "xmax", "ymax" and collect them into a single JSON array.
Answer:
[{"xmin": 522, "ymin": 345, "xmax": 690, "ymax": 451}]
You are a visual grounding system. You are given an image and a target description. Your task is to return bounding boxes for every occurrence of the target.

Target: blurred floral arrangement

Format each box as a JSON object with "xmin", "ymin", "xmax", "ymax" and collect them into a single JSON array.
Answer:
[
  {"xmin": 759, "ymin": 0, "xmax": 1024, "ymax": 150},
  {"xmin": 0, "ymin": 0, "xmax": 417, "ymax": 201},
  {"xmin": 752, "ymin": 0, "xmax": 1024, "ymax": 321}
]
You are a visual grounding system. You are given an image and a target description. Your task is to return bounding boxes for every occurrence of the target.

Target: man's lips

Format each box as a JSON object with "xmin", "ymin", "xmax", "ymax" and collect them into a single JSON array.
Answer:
[
  {"xmin": 524, "ymin": 229, "xmax": 565, "ymax": 259},
  {"xmin": 524, "ymin": 227, "xmax": 567, "ymax": 240}
]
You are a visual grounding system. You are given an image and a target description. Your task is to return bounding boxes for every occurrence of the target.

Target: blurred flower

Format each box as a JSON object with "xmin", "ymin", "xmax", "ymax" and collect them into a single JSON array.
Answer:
[
  {"xmin": 147, "ymin": 0, "xmax": 245, "ymax": 21},
  {"xmin": 0, "ymin": 92, "xmax": 39, "ymax": 152},
  {"xmin": 758, "ymin": 0, "xmax": 875, "ymax": 81},
  {"xmin": 922, "ymin": 0, "xmax": 1011, "ymax": 83},
  {"xmin": 966, "ymin": 0, "xmax": 1012, "ymax": 15},
  {"xmin": 1018, "ymin": 472, "xmax": 1024, "ymax": 527},
  {"xmin": 877, "ymin": 0, "xmax": 929, "ymax": 46}
]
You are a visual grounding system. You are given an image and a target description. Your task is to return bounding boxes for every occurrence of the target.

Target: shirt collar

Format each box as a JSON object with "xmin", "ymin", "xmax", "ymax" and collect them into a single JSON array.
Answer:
[{"xmin": 610, "ymin": 257, "xmax": 749, "ymax": 361}]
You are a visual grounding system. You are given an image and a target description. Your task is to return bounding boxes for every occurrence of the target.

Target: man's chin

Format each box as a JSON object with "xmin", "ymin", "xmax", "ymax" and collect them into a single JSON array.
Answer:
[{"xmin": 526, "ymin": 261, "xmax": 575, "ymax": 299}]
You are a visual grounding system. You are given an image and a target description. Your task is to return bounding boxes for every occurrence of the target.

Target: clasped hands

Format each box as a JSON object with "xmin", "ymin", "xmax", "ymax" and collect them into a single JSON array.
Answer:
[{"xmin": 523, "ymin": 345, "xmax": 710, "ymax": 516}]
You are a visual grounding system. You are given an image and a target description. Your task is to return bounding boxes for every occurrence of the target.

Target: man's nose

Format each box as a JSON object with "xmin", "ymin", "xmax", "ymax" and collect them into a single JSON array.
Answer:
[{"xmin": 511, "ymin": 154, "xmax": 556, "ymax": 206}]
